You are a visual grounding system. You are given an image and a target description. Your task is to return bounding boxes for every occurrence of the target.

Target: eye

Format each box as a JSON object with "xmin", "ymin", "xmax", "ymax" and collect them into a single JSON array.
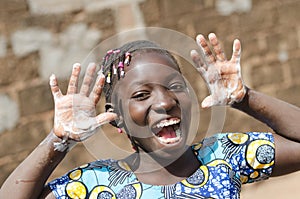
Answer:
[
  {"xmin": 169, "ymin": 82, "xmax": 186, "ymax": 92},
  {"xmin": 131, "ymin": 91, "xmax": 150, "ymax": 101}
]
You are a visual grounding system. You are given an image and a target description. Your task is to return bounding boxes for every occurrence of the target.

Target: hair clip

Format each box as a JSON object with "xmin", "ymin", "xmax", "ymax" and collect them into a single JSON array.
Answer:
[
  {"xmin": 113, "ymin": 49, "xmax": 121, "ymax": 54},
  {"xmin": 124, "ymin": 52, "xmax": 131, "ymax": 66},
  {"xmin": 117, "ymin": 128, "xmax": 123, "ymax": 133},
  {"xmin": 118, "ymin": 61, "xmax": 124, "ymax": 68},
  {"xmin": 120, "ymin": 70, "xmax": 125, "ymax": 77},
  {"xmin": 107, "ymin": 49, "xmax": 113, "ymax": 55},
  {"xmin": 113, "ymin": 64, "xmax": 117, "ymax": 75},
  {"xmin": 118, "ymin": 61, "xmax": 125, "ymax": 77},
  {"xmin": 106, "ymin": 72, "xmax": 111, "ymax": 83}
]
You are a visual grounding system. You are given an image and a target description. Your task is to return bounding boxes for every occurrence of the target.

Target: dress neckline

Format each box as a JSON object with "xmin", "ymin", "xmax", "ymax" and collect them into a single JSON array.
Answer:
[{"xmin": 116, "ymin": 146, "xmax": 203, "ymax": 187}]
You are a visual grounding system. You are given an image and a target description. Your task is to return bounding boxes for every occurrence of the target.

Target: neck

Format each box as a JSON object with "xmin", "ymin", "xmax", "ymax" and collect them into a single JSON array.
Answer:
[{"xmin": 125, "ymin": 146, "xmax": 200, "ymax": 185}]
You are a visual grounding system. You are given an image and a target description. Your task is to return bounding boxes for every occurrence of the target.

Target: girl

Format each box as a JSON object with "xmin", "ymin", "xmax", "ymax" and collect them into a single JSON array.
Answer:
[{"xmin": 1, "ymin": 33, "xmax": 300, "ymax": 199}]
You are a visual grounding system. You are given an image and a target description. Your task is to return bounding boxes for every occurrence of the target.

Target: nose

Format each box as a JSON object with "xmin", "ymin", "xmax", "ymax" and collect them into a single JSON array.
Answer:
[{"xmin": 151, "ymin": 87, "xmax": 177, "ymax": 113}]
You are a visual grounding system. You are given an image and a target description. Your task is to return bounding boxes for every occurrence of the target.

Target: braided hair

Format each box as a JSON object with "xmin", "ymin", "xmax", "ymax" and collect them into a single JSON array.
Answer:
[{"xmin": 100, "ymin": 40, "xmax": 180, "ymax": 104}]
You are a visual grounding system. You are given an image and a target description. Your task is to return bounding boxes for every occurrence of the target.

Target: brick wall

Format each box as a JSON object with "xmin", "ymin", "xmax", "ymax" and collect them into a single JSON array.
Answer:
[{"xmin": 0, "ymin": 0, "xmax": 299, "ymax": 198}]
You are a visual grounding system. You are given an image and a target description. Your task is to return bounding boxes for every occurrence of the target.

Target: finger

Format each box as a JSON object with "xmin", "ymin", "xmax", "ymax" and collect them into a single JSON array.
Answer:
[
  {"xmin": 93, "ymin": 112, "xmax": 118, "ymax": 128},
  {"xmin": 90, "ymin": 70, "xmax": 105, "ymax": 105},
  {"xmin": 68, "ymin": 112, "xmax": 118, "ymax": 141},
  {"xmin": 201, "ymin": 95, "xmax": 213, "ymax": 108},
  {"xmin": 231, "ymin": 39, "xmax": 241, "ymax": 63},
  {"xmin": 49, "ymin": 74, "xmax": 63, "ymax": 100},
  {"xmin": 208, "ymin": 33, "xmax": 226, "ymax": 61},
  {"xmin": 196, "ymin": 34, "xmax": 215, "ymax": 64},
  {"xmin": 67, "ymin": 63, "xmax": 81, "ymax": 94},
  {"xmin": 80, "ymin": 63, "xmax": 96, "ymax": 96},
  {"xmin": 190, "ymin": 50, "xmax": 206, "ymax": 72}
]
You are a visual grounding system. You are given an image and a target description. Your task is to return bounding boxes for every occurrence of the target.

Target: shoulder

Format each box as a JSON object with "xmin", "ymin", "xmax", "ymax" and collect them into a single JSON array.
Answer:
[
  {"xmin": 48, "ymin": 159, "xmax": 115, "ymax": 187},
  {"xmin": 48, "ymin": 159, "xmax": 134, "ymax": 198},
  {"xmin": 192, "ymin": 132, "xmax": 275, "ymax": 184},
  {"xmin": 192, "ymin": 132, "xmax": 274, "ymax": 164}
]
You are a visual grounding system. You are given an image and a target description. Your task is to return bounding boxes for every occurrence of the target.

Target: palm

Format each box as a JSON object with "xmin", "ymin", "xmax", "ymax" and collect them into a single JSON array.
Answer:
[
  {"xmin": 191, "ymin": 33, "xmax": 246, "ymax": 108},
  {"xmin": 50, "ymin": 63, "xmax": 117, "ymax": 142},
  {"xmin": 54, "ymin": 94, "xmax": 97, "ymax": 140}
]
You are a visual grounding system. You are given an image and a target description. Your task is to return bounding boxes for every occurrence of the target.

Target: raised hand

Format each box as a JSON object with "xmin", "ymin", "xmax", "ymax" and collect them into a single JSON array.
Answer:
[
  {"xmin": 49, "ymin": 63, "xmax": 117, "ymax": 148},
  {"xmin": 191, "ymin": 33, "xmax": 246, "ymax": 108}
]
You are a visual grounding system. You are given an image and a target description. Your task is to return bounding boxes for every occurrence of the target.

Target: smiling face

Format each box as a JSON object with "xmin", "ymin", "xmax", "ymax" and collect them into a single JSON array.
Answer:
[{"xmin": 111, "ymin": 51, "xmax": 192, "ymax": 159}]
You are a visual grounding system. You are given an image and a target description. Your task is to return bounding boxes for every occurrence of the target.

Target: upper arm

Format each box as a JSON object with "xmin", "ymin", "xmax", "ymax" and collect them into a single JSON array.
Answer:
[
  {"xmin": 271, "ymin": 133, "xmax": 300, "ymax": 177},
  {"xmin": 39, "ymin": 186, "xmax": 56, "ymax": 199}
]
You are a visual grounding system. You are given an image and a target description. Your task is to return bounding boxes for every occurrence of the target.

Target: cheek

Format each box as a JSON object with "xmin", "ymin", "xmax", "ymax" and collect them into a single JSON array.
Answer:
[
  {"xmin": 179, "ymin": 94, "xmax": 192, "ymax": 118},
  {"xmin": 127, "ymin": 101, "xmax": 148, "ymax": 125}
]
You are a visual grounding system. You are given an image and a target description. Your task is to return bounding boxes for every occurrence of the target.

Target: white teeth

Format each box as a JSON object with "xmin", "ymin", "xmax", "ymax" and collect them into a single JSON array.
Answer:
[
  {"xmin": 158, "ymin": 137, "xmax": 179, "ymax": 144},
  {"xmin": 154, "ymin": 118, "xmax": 180, "ymax": 129},
  {"xmin": 152, "ymin": 118, "xmax": 182, "ymax": 144}
]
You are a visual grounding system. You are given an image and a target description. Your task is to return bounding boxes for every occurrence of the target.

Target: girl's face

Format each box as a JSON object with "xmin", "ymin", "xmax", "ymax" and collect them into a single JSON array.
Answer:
[{"xmin": 112, "ymin": 51, "xmax": 192, "ymax": 159}]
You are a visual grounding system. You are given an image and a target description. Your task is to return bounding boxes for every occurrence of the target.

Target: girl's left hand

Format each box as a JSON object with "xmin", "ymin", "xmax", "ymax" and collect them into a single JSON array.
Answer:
[{"xmin": 191, "ymin": 33, "xmax": 246, "ymax": 108}]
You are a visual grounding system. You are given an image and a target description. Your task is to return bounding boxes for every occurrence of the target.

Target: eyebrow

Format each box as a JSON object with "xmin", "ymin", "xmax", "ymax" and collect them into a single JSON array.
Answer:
[{"xmin": 165, "ymin": 72, "xmax": 183, "ymax": 82}]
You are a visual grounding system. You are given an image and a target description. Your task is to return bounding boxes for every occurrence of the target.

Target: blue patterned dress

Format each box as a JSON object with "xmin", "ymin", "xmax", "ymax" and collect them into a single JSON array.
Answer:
[{"xmin": 48, "ymin": 132, "xmax": 275, "ymax": 199}]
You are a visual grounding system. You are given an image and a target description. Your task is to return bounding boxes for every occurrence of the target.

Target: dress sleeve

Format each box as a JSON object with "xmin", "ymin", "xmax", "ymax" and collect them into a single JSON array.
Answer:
[
  {"xmin": 234, "ymin": 132, "xmax": 275, "ymax": 184},
  {"xmin": 47, "ymin": 161, "xmax": 112, "ymax": 199},
  {"xmin": 47, "ymin": 159, "xmax": 135, "ymax": 198},
  {"xmin": 48, "ymin": 173, "xmax": 71, "ymax": 198},
  {"xmin": 193, "ymin": 132, "xmax": 275, "ymax": 185}
]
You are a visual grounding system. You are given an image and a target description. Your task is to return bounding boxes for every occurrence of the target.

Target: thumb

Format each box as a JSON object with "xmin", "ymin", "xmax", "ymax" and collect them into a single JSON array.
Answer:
[
  {"xmin": 94, "ymin": 112, "xmax": 118, "ymax": 127},
  {"xmin": 69, "ymin": 112, "xmax": 118, "ymax": 141},
  {"xmin": 201, "ymin": 95, "xmax": 213, "ymax": 108}
]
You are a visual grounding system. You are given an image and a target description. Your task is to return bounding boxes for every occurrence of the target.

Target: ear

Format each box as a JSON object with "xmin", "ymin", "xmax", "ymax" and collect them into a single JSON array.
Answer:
[{"xmin": 105, "ymin": 103, "xmax": 124, "ymax": 128}]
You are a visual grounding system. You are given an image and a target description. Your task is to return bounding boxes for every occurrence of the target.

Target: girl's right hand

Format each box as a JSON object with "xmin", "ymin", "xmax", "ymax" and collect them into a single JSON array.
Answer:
[{"xmin": 50, "ymin": 63, "xmax": 117, "ymax": 143}]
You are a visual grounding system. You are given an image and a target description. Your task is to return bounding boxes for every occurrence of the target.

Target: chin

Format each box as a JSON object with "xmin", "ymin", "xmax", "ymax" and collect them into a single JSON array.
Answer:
[{"xmin": 150, "ymin": 134, "xmax": 189, "ymax": 160}]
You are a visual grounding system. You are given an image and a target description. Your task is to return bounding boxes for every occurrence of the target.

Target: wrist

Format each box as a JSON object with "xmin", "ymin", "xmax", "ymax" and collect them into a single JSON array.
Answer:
[
  {"xmin": 231, "ymin": 86, "xmax": 250, "ymax": 110},
  {"xmin": 44, "ymin": 130, "xmax": 77, "ymax": 152}
]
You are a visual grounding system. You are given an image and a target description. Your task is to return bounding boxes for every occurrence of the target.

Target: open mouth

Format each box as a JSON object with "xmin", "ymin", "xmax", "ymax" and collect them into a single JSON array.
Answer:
[{"xmin": 152, "ymin": 118, "xmax": 182, "ymax": 144}]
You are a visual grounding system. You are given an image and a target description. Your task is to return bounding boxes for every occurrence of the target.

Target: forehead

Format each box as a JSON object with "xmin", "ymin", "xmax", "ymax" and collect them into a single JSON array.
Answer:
[
  {"xmin": 127, "ymin": 51, "xmax": 181, "ymax": 83},
  {"xmin": 128, "ymin": 51, "xmax": 180, "ymax": 72},
  {"xmin": 112, "ymin": 51, "xmax": 183, "ymax": 94}
]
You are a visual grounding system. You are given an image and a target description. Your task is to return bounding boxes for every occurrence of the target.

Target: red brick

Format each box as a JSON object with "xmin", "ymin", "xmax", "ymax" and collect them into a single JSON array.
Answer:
[
  {"xmin": 86, "ymin": 9, "xmax": 115, "ymax": 30},
  {"xmin": 139, "ymin": 0, "xmax": 161, "ymax": 24},
  {"xmin": 160, "ymin": 0, "xmax": 203, "ymax": 19},
  {"xmin": 0, "ymin": 121, "xmax": 47, "ymax": 157},
  {"xmin": 277, "ymin": 1, "xmax": 300, "ymax": 25},
  {"xmin": 290, "ymin": 57, "xmax": 300, "ymax": 81},
  {"xmin": 236, "ymin": 7, "xmax": 276, "ymax": 34},
  {"xmin": 0, "ymin": 53, "xmax": 39, "ymax": 86},
  {"xmin": 265, "ymin": 29, "xmax": 298, "ymax": 53},
  {"xmin": 18, "ymin": 83, "xmax": 54, "ymax": 116},
  {"xmin": 251, "ymin": 60, "xmax": 284, "ymax": 88},
  {"xmin": 275, "ymin": 84, "xmax": 300, "ymax": 107}
]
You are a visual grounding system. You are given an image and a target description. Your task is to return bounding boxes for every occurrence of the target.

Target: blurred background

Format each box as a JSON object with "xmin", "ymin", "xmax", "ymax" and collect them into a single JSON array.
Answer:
[{"xmin": 0, "ymin": 0, "xmax": 299, "ymax": 198}]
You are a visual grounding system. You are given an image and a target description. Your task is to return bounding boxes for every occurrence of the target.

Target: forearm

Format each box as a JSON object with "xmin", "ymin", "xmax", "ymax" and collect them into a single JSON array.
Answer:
[
  {"xmin": 232, "ymin": 87, "xmax": 300, "ymax": 141},
  {"xmin": 0, "ymin": 130, "xmax": 70, "ymax": 199}
]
